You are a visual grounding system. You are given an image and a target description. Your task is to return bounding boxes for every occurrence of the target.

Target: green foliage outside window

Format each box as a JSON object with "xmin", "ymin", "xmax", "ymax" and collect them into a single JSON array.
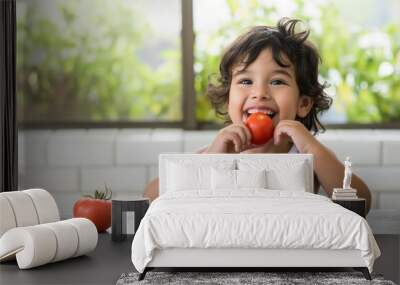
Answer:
[{"xmin": 195, "ymin": 0, "xmax": 400, "ymax": 124}]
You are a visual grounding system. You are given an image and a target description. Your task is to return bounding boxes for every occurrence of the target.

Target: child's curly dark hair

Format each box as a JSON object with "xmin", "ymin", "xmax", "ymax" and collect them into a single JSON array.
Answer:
[{"xmin": 207, "ymin": 18, "xmax": 332, "ymax": 134}]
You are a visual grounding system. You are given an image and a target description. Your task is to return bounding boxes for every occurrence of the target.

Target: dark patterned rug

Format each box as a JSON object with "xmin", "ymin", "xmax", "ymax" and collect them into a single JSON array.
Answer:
[{"xmin": 116, "ymin": 271, "xmax": 396, "ymax": 285}]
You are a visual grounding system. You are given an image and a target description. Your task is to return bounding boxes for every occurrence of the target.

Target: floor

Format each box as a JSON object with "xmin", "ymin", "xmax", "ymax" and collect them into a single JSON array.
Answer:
[
  {"xmin": 0, "ymin": 233, "xmax": 133, "ymax": 285},
  {"xmin": 0, "ymin": 234, "xmax": 371, "ymax": 285},
  {"xmin": 1, "ymin": 231, "xmax": 398, "ymax": 284}
]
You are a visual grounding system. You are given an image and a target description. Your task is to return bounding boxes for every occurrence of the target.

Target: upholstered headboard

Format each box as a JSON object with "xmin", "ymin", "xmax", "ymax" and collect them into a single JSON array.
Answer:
[{"xmin": 159, "ymin": 154, "xmax": 314, "ymax": 195}]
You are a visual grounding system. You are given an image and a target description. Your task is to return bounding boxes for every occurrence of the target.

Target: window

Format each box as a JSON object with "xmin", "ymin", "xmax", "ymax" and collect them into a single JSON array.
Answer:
[
  {"xmin": 17, "ymin": 0, "xmax": 400, "ymax": 128},
  {"xmin": 17, "ymin": 0, "xmax": 182, "ymax": 124},
  {"xmin": 194, "ymin": 0, "xmax": 400, "ymax": 126}
]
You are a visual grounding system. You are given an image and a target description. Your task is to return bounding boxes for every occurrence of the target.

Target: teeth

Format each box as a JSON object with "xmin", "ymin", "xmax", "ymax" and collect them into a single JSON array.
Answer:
[{"xmin": 246, "ymin": 108, "xmax": 275, "ymax": 115}]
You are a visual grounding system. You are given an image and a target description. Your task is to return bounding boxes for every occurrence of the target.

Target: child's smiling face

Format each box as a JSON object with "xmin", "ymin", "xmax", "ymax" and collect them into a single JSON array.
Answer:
[{"xmin": 228, "ymin": 48, "xmax": 308, "ymax": 127}]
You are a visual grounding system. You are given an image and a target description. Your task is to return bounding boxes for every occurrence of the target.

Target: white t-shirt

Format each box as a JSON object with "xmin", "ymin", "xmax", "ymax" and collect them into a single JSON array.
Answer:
[{"xmin": 288, "ymin": 144, "xmax": 299, "ymax": 154}]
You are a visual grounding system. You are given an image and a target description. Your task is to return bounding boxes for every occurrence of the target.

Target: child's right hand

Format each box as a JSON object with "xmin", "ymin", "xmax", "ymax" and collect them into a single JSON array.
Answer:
[{"xmin": 205, "ymin": 123, "xmax": 253, "ymax": 153}]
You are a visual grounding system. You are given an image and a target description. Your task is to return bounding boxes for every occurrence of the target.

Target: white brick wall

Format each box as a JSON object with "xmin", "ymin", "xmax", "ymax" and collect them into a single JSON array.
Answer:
[
  {"xmin": 319, "ymin": 139, "xmax": 381, "ymax": 165},
  {"xmin": 81, "ymin": 166, "xmax": 147, "ymax": 193},
  {"xmin": 116, "ymin": 129, "xmax": 184, "ymax": 165},
  {"xmin": 48, "ymin": 132, "xmax": 115, "ymax": 166},
  {"xmin": 18, "ymin": 129, "xmax": 400, "ymax": 218},
  {"xmin": 355, "ymin": 167, "xmax": 400, "ymax": 191},
  {"xmin": 23, "ymin": 130, "xmax": 51, "ymax": 166},
  {"xmin": 383, "ymin": 141, "xmax": 400, "ymax": 165},
  {"xmin": 23, "ymin": 167, "xmax": 80, "ymax": 193}
]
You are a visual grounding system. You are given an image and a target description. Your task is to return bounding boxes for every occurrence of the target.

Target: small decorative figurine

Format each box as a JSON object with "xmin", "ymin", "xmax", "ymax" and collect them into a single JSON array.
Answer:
[
  {"xmin": 332, "ymin": 156, "xmax": 358, "ymax": 200},
  {"xmin": 343, "ymin": 156, "xmax": 352, "ymax": 190}
]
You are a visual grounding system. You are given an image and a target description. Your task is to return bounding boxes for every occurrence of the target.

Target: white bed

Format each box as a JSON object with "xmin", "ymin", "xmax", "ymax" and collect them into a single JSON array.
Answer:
[{"xmin": 131, "ymin": 154, "xmax": 380, "ymax": 280}]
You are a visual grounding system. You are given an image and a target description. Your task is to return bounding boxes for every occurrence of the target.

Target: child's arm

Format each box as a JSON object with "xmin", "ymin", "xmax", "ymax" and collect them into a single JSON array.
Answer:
[
  {"xmin": 274, "ymin": 120, "xmax": 372, "ymax": 214},
  {"xmin": 143, "ymin": 178, "xmax": 159, "ymax": 202},
  {"xmin": 310, "ymin": 143, "xmax": 371, "ymax": 213}
]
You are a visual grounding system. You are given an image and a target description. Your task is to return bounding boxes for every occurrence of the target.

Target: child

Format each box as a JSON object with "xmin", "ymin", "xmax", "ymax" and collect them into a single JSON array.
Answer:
[{"xmin": 144, "ymin": 18, "xmax": 372, "ymax": 213}]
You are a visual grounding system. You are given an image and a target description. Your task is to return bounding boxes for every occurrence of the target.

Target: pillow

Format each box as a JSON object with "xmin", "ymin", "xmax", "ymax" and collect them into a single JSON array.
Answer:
[
  {"xmin": 167, "ymin": 162, "xmax": 209, "ymax": 191},
  {"xmin": 236, "ymin": 169, "xmax": 267, "ymax": 189},
  {"xmin": 166, "ymin": 159, "xmax": 235, "ymax": 192},
  {"xmin": 238, "ymin": 158, "xmax": 309, "ymax": 192},
  {"xmin": 267, "ymin": 162, "xmax": 307, "ymax": 191},
  {"xmin": 211, "ymin": 168, "xmax": 267, "ymax": 190},
  {"xmin": 211, "ymin": 168, "xmax": 236, "ymax": 190}
]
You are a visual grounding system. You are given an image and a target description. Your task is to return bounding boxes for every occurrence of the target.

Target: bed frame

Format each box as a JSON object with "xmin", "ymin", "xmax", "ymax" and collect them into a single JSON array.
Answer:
[
  {"xmin": 138, "ymin": 154, "xmax": 372, "ymax": 281},
  {"xmin": 140, "ymin": 248, "xmax": 370, "ymax": 280}
]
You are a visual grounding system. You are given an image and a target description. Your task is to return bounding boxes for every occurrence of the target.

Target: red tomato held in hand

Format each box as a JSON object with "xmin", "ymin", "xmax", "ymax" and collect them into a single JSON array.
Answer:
[
  {"xmin": 246, "ymin": 112, "xmax": 275, "ymax": 145},
  {"xmin": 73, "ymin": 198, "xmax": 111, "ymax": 232}
]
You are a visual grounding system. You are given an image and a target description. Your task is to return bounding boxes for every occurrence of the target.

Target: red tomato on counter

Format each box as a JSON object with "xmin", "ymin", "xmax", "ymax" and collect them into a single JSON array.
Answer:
[
  {"xmin": 73, "ymin": 198, "xmax": 111, "ymax": 232},
  {"xmin": 246, "ymin": 112, "xmax": 274, "ymax": 145}
]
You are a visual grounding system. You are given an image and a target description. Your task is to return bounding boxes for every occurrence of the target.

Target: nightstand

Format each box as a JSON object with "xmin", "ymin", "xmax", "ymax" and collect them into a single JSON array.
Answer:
[
  {"xmin": 111, "ymin": 198, "xmax": 150, "ymax": 242},
  {"xmin": 332, "ymin": 198, "xmax": 366, "ymax": 218}
]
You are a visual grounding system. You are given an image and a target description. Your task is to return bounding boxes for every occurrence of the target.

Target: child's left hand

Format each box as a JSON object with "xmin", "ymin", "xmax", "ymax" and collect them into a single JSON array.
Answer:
[{"xmin": 273, "ymin": 120, "xmax": 321, "ymax": 154}]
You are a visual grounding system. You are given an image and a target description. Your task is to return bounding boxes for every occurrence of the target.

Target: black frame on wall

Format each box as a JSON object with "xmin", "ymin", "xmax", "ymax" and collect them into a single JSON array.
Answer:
[{"xmin": 0, "ymin": 0, "xmax": 18, "ymax": 192}]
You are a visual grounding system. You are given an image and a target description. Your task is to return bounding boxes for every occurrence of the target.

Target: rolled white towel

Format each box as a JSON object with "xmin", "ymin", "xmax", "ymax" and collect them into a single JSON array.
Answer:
[
  {"xmin": 0, "ymin": 225, "xmax": 57, "ymax": 269},
  {"xmin": 42, "ymin": 220, "xmax": 79, "ymax": 263},
  {"xmin": 65, "ymin": 218, "xmax": 98, "ymax": 257},
  {"xmin": 0, "ymin": 195, "xmax": 17, "ymax": 237},
  {"xmin": 24, "ymin": 189, "xmax": 60, "ymax": 224},
  {"xmin": 0, "ymin": 218, "xmax": 98, "ymax": 269},
  {"xmin": 0, "ymin": 191, "xmax": 39, "ymax": 227}
]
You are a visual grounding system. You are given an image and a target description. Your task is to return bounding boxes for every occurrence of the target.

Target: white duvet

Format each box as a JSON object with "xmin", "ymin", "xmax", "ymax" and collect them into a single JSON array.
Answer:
[{"xmin": 131, "ymin": 190, "xmax": 380, "ymax": 273}]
